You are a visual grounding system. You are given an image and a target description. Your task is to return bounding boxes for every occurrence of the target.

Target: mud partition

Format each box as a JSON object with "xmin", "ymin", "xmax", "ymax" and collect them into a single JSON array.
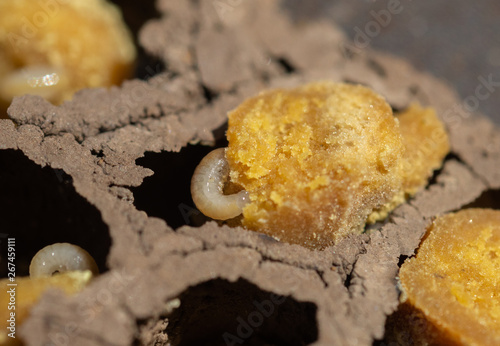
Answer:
[{"xmin": 0, "ymin": 1, "xmax": 499, "ymax": 345}]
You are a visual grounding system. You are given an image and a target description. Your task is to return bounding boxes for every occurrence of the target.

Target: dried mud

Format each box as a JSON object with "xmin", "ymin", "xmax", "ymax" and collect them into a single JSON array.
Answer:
[{"xmin": 0, "ymin": 1, "xmax": 499, "ymax": 345}]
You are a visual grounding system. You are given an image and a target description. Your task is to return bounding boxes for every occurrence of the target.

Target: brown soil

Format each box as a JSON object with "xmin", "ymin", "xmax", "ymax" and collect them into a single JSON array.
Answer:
[{"xmin": 0, "ymin": 1, "xmax": 499, "ymax": 345}]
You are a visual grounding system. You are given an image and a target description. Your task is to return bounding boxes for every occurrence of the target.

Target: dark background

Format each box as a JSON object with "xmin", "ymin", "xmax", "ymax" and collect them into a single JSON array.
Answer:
[{"xmin": 288, "ymin": 0, "xmax": 500, "ymax": 125}]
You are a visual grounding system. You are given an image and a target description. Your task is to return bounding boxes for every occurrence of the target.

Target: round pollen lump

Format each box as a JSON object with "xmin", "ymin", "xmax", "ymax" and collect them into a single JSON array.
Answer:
[
  {"xmin": 397, "ymin": 103, "xmax": 450, "ymax": 196},
  {"xmin": 226, "ymin": 81, "xmax": 405, "ymax": 249},
  {"xmin": 395, "ymin": 209, "xmax": 500, "ymax": 345},
  {"xmin": 0, "ymin": 0, "xmax": 136, "ymax": 115}
]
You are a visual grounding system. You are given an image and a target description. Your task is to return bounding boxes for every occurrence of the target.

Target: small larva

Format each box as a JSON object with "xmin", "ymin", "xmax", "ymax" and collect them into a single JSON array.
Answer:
[
  {"xmin": 190, "ymin": 148, "xmax": 249, "ymax": 220},
  {"xmin": 29, "ymin": 243, "xmax": 99, "ymax": 278},
  {"xmin": 0, "ymin": 65, "xmax": 68, "ymax": 103}
]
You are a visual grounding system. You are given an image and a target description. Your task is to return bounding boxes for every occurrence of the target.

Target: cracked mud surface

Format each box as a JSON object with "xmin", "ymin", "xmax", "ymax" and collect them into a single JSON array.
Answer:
[{"xmin": 1, "ymin": 1, "xmax": 499, "ymax": 345}]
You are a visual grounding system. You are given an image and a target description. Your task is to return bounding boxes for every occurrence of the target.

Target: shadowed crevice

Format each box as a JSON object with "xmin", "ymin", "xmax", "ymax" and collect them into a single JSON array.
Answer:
[
  {"xmin": 0, "ymin": 149, "xmax": 111, "ymax": 277},
  {"xmin": 163, "ymin": 278, "xmax": 318, "ymax": 346},
  {"xmin": 463, "ymin": 188, "xmax": 500, "ymax": 210},
  {"xmin": 131, "ymin": 146, "xmax": 215, "ymax": 229},
  {"xmin": 132, "ymin": 123, "xmax": 229, "ymax": 229},
  {"xmin": 109, "ymin": 0, "xmax": 164, "ymax": 80}
]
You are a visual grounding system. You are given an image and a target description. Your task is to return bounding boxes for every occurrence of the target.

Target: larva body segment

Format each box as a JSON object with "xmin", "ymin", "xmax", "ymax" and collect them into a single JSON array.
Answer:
[
  {"xmin": 29, "ymin": 243, "xmax": 99, "ymax": 278},
  {"xmin": 191, "ymin": 148, "xmax": 250, "ymax": 220}
]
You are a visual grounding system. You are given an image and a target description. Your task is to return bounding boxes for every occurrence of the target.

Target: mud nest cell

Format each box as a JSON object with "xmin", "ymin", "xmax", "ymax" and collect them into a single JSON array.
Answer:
[
  {"xmin": 0, "ymin": 149, "xmax": 111, "ymax": 277},
  {"xmin": 165, "ymin": 279, "xmax": 318, "ymax": 346},
  {"xmin": 0, "ymin": 0, "xmax": 499, "ymax": 345}
]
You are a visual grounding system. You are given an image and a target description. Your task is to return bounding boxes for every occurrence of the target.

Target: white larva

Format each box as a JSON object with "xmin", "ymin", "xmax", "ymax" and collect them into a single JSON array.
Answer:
[
  {"xmin": 0, "ymin": 65, "xmax": 68, "ymax": 103},
  {"xmin": 29, "ymin": 243, "xmax": 99, "ymax": 278},
  {"xmin": 191, "ymin": 148, "xmax": 249, "ymax": 220}
]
